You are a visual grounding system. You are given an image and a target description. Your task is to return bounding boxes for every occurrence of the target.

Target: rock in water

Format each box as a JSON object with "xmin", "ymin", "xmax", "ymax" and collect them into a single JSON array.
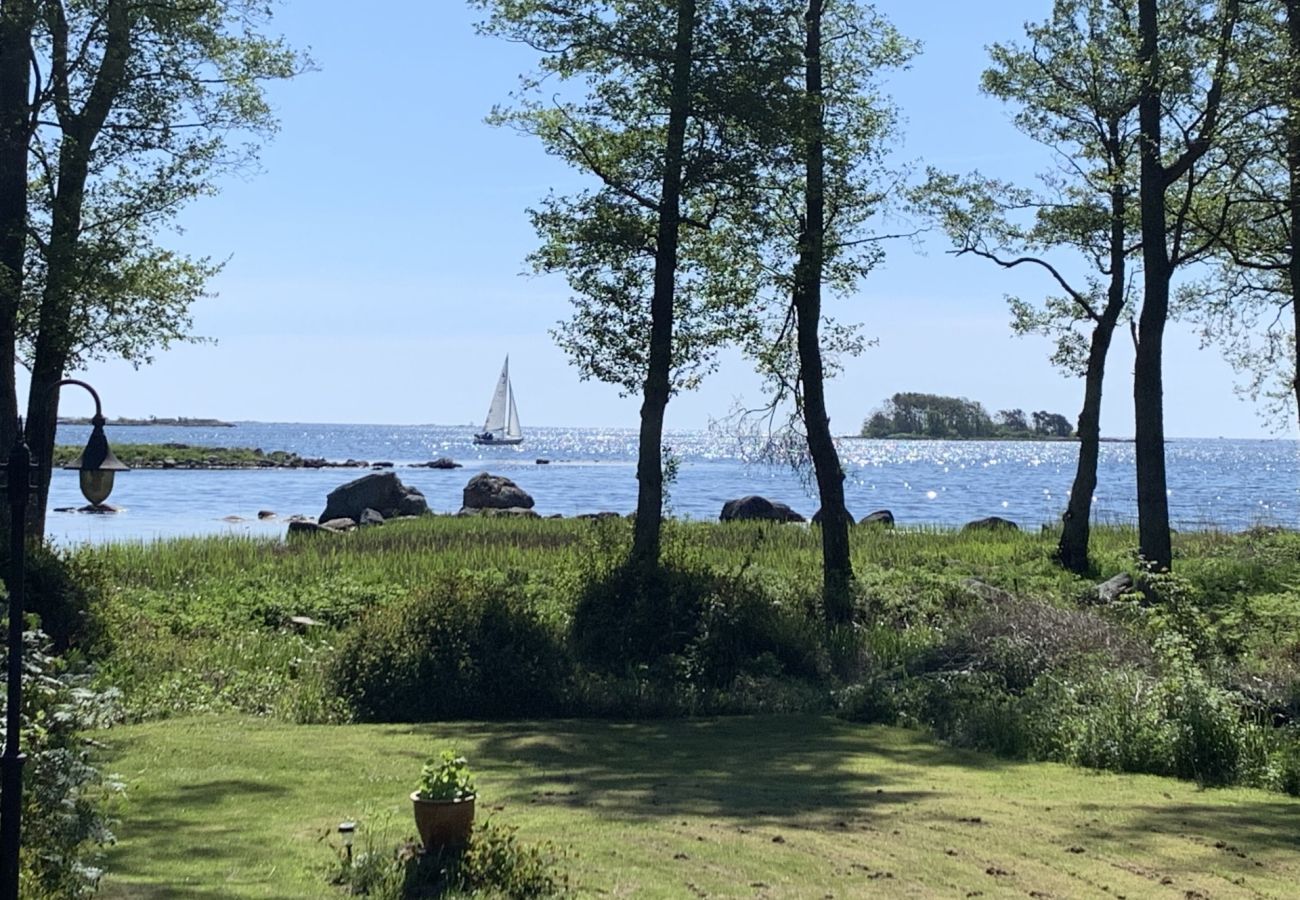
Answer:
[
  {"xmin": 462, "ymin": 473, "xmax": 535, "ymax": 510},
  {"xmin": 719, "ymin": 495, "xmax": 805, "ymax": 523},
  {"xmin": 319, "ymin": 471, "xmax": 429, "ymax": 522}
]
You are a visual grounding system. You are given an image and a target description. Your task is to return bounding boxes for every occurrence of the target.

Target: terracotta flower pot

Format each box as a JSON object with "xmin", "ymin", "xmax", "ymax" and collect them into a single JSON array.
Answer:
[{"xmin": 410, "ymin": 792, "xmax": 476, "ymax": 851}]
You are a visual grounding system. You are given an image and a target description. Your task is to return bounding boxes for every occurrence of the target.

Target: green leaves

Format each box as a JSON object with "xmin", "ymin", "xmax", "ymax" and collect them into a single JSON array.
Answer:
[{"xmin": 416, "ymin": 750, "xmax": 477, "ymax": 802}]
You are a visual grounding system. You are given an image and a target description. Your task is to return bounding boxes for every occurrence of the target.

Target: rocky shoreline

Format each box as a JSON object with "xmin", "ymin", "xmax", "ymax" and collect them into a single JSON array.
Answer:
[
  {"xmin": 58, "ymin": 416, "xmax": 236, "ymax": 427},
  {"xmin": 49, "ymin": 443, "xmax": 469, "ymax": 471}
]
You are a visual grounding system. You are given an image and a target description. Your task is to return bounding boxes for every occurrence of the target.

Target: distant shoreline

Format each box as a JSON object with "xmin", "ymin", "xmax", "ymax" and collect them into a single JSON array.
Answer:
[{"xmin": 57, "ymin": 416, "xmax": 235, "ymax": 427}]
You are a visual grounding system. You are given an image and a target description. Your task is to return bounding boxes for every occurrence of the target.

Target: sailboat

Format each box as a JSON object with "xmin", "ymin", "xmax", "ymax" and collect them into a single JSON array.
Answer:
[{"xmin": 473, "ymin": 356, "xmax": 524, "ymax": 445}]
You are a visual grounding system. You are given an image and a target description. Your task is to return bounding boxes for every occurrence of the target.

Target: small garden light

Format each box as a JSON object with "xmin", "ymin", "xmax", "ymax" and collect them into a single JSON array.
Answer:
[{"xmin": 338, "ymin": 821, "xmax": 356, "ymax": 865}]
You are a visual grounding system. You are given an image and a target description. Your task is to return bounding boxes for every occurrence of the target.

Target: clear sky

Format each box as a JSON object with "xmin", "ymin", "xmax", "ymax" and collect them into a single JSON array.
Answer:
[{"xmin": 43, "ymin": 1, "xmax": 1299, "ymax": 439}]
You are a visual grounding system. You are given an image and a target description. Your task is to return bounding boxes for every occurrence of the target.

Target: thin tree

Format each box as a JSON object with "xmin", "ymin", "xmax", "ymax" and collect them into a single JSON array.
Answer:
[
  {"xmin": 1184, "ymin": 1, "xmax": 1300, "ymax": 435},
  {"xmin": 737, "ymin": 0, "xmax": 912, "ymax": 620},
  {"xmin": 12, "ymin": 0, "xmax": 301, "ymax": 535},
  {"xmin": 1133, "ymin": 0, "xmax": 1244, "ymax": 571},
  {"xmin": 478, "ymin": 0, "xmax": 793, "ymax": 570},
  {"xmin": 924, "ymin": 0, "xmax": 1144, "ymax": 573},
  {"xmin": 0, "ymin": 1, "xmax": 37, "ymax": 458}
]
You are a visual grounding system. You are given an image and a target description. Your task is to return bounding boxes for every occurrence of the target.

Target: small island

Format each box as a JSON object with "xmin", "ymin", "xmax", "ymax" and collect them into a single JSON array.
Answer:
[
  {"xmin": 56, "ymin": 415, "xmax": 235, "ymax": 427},
  {"xmin": 860, "ymin": 392, "xmax": 1075, "ymax": 440},
  {"xmin": 51, "ymin": 443, "xmax": 367, "ymax": 470}
]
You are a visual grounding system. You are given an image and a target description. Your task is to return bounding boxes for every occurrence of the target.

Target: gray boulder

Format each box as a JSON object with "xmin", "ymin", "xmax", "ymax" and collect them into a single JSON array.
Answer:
[
  {"xmin": 359, "ymin": 508, "xmax": 386, "ymax": 526},
  {"xmin": 720, "ymin": 495, "xmax": 805, "ymax": 523},
  {"xmin": 320, "ymin": 517, "xmax": 358, "ymax": 532},
  {"xmin": 962, "ymin": 516, "xmax": 1019, "ymax": 533},
  {"xmin": 319, "ymin": 471, "xmax": 429, "ymax": 522},
  {"xmin": 812, "ymin": 506, "xmax": 856, "ymax": 525},
  {"xmin": 860, "ymin": 509, "xmax": 895, "ymax": 527},
  {"xmin": 288, "ymin": 519, "xmax": 331, "ymax": 536},
  {"xmin": 463, "ymin": 473, "xmax": 535, "ymax": 510}
]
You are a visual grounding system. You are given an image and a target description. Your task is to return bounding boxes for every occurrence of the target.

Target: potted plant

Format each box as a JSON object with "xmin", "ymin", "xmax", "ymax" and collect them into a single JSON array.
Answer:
[{"xmin": 410, "ymin": 750, "xmax": 476, "ymax": 851}]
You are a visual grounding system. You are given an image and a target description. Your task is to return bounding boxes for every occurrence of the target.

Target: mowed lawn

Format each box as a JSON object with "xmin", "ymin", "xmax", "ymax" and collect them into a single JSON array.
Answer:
[{"xmin": 98, "ymin": 715, "xmax": 1300, "ymax": 898}]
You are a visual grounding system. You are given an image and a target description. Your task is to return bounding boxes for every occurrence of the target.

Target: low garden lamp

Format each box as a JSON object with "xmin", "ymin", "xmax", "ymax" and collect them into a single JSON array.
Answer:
[{"xmin": 338, "ymin": 821, "xmax": 356, "ymax": 865}]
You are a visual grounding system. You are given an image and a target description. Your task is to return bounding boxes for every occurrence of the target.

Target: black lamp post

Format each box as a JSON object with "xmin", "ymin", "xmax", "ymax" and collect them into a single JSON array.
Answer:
[{"xmin": 0, "ymin": 379, "xmax": 126, "ymax": 900}]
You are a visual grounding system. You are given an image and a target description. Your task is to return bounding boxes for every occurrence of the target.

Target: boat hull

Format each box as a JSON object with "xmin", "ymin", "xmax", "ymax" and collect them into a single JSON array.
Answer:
[{"xmin": 473, "ymin": 435, "xmax": 524, "ymax": 446}]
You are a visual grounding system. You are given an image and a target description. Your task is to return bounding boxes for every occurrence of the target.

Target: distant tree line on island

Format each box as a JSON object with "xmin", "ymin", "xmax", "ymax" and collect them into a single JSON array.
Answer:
[{"xmin": 861, "ymin": 393, "xmax": 1074, "ymax": 440}]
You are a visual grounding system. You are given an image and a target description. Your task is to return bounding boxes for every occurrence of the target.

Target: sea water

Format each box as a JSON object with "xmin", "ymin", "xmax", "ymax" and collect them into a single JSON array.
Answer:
[{"xmin": 43, "ymin": 422, "xmax": 1300, "ymax": 544}]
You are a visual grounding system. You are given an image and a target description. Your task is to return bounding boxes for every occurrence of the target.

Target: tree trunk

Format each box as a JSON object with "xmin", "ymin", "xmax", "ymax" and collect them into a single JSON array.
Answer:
[
  {"xmin": 629, "ymin": 0, "xmax": 695, "ymax": 570},
  {"xmin": 1058, "ymin": 322, "xmax": 1115, "ymax": 573},
  {"xmin": 0, "ymin": 2, "xmax": 35, "ymax": 458},
  {"xmin": 1057, "ymin": 172, "xmax": 1127, "ymax": 575},
  {"xmin": 1287, "ymin": 0, "xmax": 1300, "ymax": 431},
  {"xmin": 23, "ymin": 0, "xmax": 131, "ymax": 537},
  {"xmin": 793, "ymin": 0, "xmax": 853, "ymax": 621},
  {"xmin": 1134, "ymin": 0, "xmax": 1173, "ymax": 572}
]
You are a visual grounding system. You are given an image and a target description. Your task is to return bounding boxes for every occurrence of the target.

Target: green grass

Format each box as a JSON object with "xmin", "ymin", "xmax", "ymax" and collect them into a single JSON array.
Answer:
[{"xmin": 98, "ymin": 714, "xmax": 1300, "ymax": 899}]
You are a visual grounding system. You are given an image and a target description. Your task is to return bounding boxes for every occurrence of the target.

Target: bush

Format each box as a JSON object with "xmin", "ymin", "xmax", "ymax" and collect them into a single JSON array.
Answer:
[
  {"xmin": 2, "ymin": 620, "xmax": 121, "ymax": 898},
  {"xmin": 0, "ymin": 540, "xmax": 104, "ymax": 653},
  {"xmin": 570, "ymin": 561, "xmax": 823, "ymax": 689},
  {"xmin": 331, "ymin": 819, "xmax": 569, "ymax": 899},
  {"xmin": 327, "ymin": 573, "xmax": 570, "ymax": 722}
]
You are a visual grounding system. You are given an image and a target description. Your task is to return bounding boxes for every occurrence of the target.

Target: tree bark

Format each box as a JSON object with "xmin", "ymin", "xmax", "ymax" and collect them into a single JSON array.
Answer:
[
  {"xmin": 1134, "ymin": 0, "xmax": 1173, "ymax": 572},
  {"xmin": 629, "ymin": 0, "xmax": 695, "ymax": 570},
  {"xmin": 1287, "ymin": 0, "xmax": 1300, "ymax": 431},
  {"xmin": 793, "ymin": 0, "xmax": 853, "ymax": 621},
  {"xmin": 1057, "ymin": 172, "xmax": 1127, "ymax": 575},
  {"xmin": 0, "ymin": 2, "xmax": 35, "ymax": 457}
]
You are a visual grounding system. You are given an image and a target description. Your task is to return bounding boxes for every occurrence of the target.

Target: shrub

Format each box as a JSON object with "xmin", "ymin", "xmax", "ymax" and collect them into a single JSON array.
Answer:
[
  {"xmin": 331, "ymin": 819, "xmax": 568, "ymax": 899},
  {"xmin": 570, "ymin": 561, "xmax": 823, "ymax": 689},
  {"xmin": 0, "ymin": 541, "xmax": 104, "ymax": 653},
  {"xmin": 3, "ymin": 621, "xmax": 121, "ymax": 899},
  {"xmin": 327, "ymin": 573, "xmax": 569, "ymax": 721}
]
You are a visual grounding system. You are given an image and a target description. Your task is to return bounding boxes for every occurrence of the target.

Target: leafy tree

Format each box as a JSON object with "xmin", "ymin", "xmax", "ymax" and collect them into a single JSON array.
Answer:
[
  {"xmin": 922, "ymin": 0, "xmax": 1145, "ymax": 573},
  {"xmin": 1184, "ymin": 1, "xmax": 1300, "ymax": 435},
  {"xmin": 1133, "ymin": 0, "xmax": 1249, "ymax": 571},
  {"xmin": 0, "ymin": 0, "xmax": 301, "ymax": 536},
  {"xmin": 1032, "ymin": 410, "xmax": 1074, "ymax": 437},
  {"xmin": 860, "ymin": 392, "xmax": 995, "ymax": 438},
  {"xmin": 477, "ymin": 0, "xmax": 795, "ymax": 569},
  {"xmin": 734, "ymin": 0, "xmax": 912, "ymax": 621},
  {"xmin": 997, "ymin": 408, "xmax": 1029, "ymax": 432},
  {"xmin": 0, "ymin": 0, "xmax": 38, "ymax": 455}
]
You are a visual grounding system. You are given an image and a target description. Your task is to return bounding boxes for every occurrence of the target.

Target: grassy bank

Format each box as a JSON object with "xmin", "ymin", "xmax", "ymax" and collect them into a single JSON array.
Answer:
[{"xmin": 98, "ymin": 714, "xmax": 1300, "ymax": 899}]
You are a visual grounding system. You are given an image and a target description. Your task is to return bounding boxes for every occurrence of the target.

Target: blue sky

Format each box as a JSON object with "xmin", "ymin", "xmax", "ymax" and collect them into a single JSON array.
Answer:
[{"xmin": 45, "ymin": 1, "xmax": 1296, "ymax": 439}]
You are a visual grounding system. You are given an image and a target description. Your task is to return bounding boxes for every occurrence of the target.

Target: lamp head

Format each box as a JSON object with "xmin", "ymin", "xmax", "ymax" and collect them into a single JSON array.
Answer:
[
  {"xmin": 64, "ymin": 414, "xmax": 128, "ymax": 506},
  {"xmin": 338, "ymin": 821, "xmax": 356, "ymax": 848}
]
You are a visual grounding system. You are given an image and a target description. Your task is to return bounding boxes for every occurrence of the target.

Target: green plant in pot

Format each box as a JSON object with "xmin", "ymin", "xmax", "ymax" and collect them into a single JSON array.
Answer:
[{"xmin": 411, "ymin": 750, "xmax": 477, "ymax": 851}]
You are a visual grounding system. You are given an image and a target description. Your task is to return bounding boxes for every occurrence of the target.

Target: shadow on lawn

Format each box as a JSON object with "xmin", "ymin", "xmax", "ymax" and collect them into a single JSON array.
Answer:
[
  {"xmin": 383, "ymin": 716, "xmax": 984, "ymax": 826},
  {"xmin": 1094, "ymin": 799, "xmax": 1300, "ymax": 858},
  {"xmin": 103, "ymin": 778, "xmax": 290, "ymax": 896}
]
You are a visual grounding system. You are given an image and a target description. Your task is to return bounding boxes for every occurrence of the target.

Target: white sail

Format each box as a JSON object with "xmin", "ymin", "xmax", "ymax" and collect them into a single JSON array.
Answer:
[
  {"xmin": 505, "ymin": 383, "xmax": 522, "ymax": 440},
  {"xmin": 481, "ymin": 357, "xmax": 510, "ymax": 434}
]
